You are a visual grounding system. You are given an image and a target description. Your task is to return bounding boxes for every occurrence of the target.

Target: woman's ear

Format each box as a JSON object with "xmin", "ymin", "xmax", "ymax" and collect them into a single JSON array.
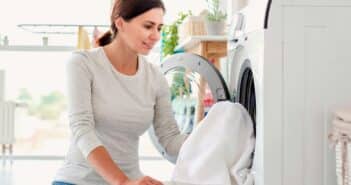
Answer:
[{"xmin": 114, "ymin": 17, "xmax": 124, "ymax": 32}]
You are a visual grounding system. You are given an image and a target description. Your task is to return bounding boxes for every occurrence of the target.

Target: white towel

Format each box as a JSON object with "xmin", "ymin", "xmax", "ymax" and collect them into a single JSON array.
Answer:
[
  {"xmin": 332, "ymin": 118, "xmax": 351, "ymax": 136},
  {"xmin": 171, "ymin": 101, "xmax": 255, "ymax": 185},
  {"xmin": 335, "ymin": 108, "xmax": 351, "ymax": 123}
]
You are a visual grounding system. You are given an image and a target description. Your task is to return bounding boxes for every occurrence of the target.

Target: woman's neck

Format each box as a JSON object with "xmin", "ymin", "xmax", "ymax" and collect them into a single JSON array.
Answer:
[{"xmin": 103, "ymin": 37, "xmax": 138, "ymax": 75}]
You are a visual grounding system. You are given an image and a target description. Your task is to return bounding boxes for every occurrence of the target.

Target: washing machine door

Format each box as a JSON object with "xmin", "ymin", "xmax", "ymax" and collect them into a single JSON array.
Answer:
[
  {"xmin": 148, "ymin": 53, "xmax": 230, "ymax": 163},
  {"xmin": 228, "ymin": 37, "xmax": 258, "ymax": 136}
]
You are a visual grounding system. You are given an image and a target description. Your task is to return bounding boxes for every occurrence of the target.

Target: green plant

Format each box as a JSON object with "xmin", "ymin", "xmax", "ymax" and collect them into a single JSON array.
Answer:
[
  {"xmin": 206, "ymin": 0, "xmax": 227, "ymax": 21},
  {"xmin": 161, "ymin": 11, "xmax": 192, "ymax": 59},
  {"xmin": 170, "ymin": 69, "xmax": 192, "ymax": 100}
]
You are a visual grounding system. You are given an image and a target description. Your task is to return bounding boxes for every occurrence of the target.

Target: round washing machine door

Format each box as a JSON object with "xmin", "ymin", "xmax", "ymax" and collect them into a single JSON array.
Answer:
[
  {"xmin": 236, "ymin": 60, "xmax": 256, "ymax": 136},
  {"xmin": 229, "ymin": 45, "xmax": 257, "ymax": 136},
  {"xmin": 148, "ymin": 53, "xmax": 230, "ymax": 164}
]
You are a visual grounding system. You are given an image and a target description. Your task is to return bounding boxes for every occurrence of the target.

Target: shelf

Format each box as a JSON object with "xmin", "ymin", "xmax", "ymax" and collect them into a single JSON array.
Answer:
[
  {"xmin": 175, "ymin": 35, "xmax": 227, "ymax": 51},
  {"xmin": 0, "ymin": 45, "xmax": 75, "ymax": 52},
  {"xmin": 17, "ymin": 24, "xmax": 109, "ymax": 35}
]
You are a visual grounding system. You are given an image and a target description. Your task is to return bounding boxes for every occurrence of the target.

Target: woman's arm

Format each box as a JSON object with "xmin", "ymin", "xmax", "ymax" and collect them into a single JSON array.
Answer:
[
  {"xmin": 87, "ymin": 146, "xmax": 129, "ymax": 185},
  {"xmin": 152, "ymin": 70, "xmax": 188, "ymax": 156},
  {"xmin": 88, "ymin": 146, "xmax": 163, "ymax": 185},
  {"xmin": 66, "ymin": 53, "xmax": 129, "ymax": 185}
]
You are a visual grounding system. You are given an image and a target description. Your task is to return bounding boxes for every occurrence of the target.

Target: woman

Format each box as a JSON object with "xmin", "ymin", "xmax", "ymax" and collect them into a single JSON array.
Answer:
[{"xmin": 53, "ymin": 0, "xmax": 187, "ymax": 184}]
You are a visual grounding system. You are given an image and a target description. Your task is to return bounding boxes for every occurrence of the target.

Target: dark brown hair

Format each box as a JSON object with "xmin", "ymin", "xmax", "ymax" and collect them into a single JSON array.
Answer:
[{"xmin": 97, "ymin": 0, "xmax": 165, "ymax": 46}]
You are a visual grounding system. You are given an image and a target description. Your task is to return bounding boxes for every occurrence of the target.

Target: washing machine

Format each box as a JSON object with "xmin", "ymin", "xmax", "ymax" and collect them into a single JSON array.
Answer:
[
  {"xmin": 226, "ymin": 0, "xmax": 351, "ymax": 184},
  {"xmin": 148, "ymin": 2, "xmax": 266, "ymax": 185},
  {"xmin": 149, "ymin": 0, "xmax": 351, "ymax": 184}
]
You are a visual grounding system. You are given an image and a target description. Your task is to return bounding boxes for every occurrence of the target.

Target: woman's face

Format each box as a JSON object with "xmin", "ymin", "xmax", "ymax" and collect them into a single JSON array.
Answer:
[{"xmin": 115, "ymin": 8, "xmax": 164, "ymax": 55}]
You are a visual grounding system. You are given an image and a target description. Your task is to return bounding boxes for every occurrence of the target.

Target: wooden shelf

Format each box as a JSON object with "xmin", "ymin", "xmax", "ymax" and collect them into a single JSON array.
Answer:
[{"xmin": 175, "ymin": 35, "xmax": 227, "ymax": 51}]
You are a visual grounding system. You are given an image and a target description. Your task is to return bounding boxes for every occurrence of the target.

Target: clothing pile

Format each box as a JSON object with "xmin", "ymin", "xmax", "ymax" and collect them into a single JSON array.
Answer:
[
  {"xmin": 329, "ymin": 108, "xmax": 351, "ymax": 185},
  {"xmin": 171, "ymin": 101, "xmax": 255, "ymax": 185}
]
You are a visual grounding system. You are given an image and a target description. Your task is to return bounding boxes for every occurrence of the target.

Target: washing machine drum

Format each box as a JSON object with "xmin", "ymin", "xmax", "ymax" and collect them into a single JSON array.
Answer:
[{"xmin": 148, "ymin": 53, "xmax": 230, "ymax": 163}]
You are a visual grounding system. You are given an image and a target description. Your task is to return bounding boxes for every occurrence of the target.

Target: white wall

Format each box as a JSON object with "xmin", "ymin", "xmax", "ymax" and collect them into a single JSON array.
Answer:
[{"xmin": 227, "ymin": 0, "xmax": 248, "ymax": 22}]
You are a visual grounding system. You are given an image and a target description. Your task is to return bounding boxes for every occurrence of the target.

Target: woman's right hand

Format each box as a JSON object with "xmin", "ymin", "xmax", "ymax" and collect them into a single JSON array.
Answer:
[{"xmin": 120, "ymin": 176, "xmax": 163, "ymax": 185}]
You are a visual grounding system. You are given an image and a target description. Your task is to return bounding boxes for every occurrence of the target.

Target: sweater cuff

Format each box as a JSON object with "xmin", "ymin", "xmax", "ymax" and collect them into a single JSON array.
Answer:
[
  {"xmin": 166, "ymin": 134, "xmax": 189, "ymax": 156},
  {"xmin": 76, "ymin": 130, "xmax": 103, "ymax": 158}
]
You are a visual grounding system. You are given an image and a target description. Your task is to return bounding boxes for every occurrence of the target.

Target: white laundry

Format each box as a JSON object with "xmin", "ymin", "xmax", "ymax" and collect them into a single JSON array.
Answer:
[{"xmin": 171, "ymin": 101, "xmax": 255, "ymax": 185}]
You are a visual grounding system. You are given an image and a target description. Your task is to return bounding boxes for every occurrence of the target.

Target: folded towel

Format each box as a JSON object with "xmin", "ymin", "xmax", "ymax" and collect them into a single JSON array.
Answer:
[
  {"xmin": 332, "ymin": 118, "xmax": 351, "ymax": 136},
  {"xmin": 171, "ymin": 101, "xmax": 255, "ymax": 185},
  {"xmin": 335, "ymin": 108, "xmax": 351, "ymax": 123}
]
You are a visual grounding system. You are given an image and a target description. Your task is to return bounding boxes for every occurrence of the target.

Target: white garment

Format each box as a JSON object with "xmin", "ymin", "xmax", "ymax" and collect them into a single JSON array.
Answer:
[{"xmin": 171, "ymin": 101, "xmax": 255, "ymax": 185}]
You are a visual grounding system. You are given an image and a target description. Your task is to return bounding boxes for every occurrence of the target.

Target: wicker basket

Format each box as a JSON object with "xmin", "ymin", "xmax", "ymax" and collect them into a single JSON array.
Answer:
[
  {"xmin": 178, "ymin": 15, "xmax": 206, "ymax": 44},
  {"xmin": 330, "ymin": 109, "xmax": 351, "ymax": 185},
  {"xmin": 330, "ymin": 122, "xmax": 351, "ymax": 185}
]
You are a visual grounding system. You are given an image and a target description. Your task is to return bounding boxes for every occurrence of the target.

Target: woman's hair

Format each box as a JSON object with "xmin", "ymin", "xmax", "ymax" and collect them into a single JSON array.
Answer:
[{"xmin": 97, "ymin": 0, "xmax": 165, "ymax": 46}]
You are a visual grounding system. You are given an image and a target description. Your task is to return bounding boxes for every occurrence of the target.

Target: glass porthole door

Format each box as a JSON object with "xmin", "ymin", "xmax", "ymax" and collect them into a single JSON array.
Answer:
[{"xmin": 148, "ymin": 53, "xmax": 230, "ymax": 163}]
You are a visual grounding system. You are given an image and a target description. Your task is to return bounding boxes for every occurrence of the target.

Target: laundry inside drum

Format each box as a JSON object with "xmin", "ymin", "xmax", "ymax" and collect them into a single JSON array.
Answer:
[{"xmin": 164, "ymin": 67, "xmax": 215, "ymax": 134}]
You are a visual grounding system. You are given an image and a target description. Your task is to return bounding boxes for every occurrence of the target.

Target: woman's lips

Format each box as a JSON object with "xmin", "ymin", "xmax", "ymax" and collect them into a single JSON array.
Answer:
[{"xmin": 143, "ymin": 42, "xmax": 153, "ymax": 49}]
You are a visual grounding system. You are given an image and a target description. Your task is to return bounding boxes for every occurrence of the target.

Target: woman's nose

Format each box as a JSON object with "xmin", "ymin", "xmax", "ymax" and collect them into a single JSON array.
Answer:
[{"xmin": 150, "ymin": 29, "xmax": 161, "ymax": 41}]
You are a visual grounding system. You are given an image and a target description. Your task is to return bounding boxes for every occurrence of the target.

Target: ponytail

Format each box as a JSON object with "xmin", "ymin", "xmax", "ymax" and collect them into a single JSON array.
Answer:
[{"xmin": 97, "ymin": 30, "xmax": 113, "ymax": 46}]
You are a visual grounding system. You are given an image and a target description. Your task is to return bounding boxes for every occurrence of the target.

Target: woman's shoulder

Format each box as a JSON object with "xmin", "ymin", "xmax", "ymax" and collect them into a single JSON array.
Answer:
[
  {"xmin": 67, "ymin": 47, "xmax": 104, "ymax": 68},
  {"xmin": 140, "ymin": 55, "xmax": 164, "ymax": 77}
]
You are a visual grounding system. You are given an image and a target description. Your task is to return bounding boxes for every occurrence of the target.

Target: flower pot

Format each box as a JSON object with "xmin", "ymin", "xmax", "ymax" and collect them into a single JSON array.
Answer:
[{"xmin": 205, "ymin": 19, "xmax": 225, "ymax": 35}]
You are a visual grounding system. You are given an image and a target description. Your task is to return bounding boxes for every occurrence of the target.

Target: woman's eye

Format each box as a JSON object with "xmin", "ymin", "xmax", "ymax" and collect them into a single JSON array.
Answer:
[{"xmin": 144, "ymin": 25, "xmax": 152, "ymax": 29}]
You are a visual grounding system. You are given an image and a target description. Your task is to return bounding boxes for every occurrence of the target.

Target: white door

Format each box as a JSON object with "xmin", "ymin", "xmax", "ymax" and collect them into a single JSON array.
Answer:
[{"xmin": 283, "ymin": 6, "xmax": 351, "ymax": 185}]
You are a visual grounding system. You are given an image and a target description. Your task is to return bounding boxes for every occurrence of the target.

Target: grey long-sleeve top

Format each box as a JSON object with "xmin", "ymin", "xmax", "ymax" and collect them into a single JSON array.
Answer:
[{"xmin": 54, "ymin": 47, "xmax": 187, "ymax": 185}]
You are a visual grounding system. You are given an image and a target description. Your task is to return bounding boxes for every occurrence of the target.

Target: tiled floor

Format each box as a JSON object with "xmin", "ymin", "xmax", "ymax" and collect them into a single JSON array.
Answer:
[{"xmin": 0, "ymin": 159, "xmax": 174, "ymax": 185}]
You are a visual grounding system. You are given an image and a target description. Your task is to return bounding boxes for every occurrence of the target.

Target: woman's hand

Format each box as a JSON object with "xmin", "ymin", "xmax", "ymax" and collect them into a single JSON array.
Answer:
[{"xmin": 120, "ymin": 176, "xmax": 163, "ymax": 185}]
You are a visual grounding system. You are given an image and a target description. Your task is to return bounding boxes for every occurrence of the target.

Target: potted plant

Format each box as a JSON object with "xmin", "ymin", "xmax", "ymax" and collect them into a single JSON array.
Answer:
[
  {"xmin": 161, "ymin": 11, "xmax": 191, "ymax": 59},
  {"xmin": 205, "ymin": 0, "xmax": 227, "ymax": 35},
  {"xmin": 161, "ymin": 11, "xmax": 192, "ymax": 99}
]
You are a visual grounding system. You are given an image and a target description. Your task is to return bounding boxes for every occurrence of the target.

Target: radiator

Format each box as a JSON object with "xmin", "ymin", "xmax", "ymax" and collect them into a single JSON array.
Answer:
[{"xmin": 0, "ymin": 101, "xmax": 16, "ymax": 145}]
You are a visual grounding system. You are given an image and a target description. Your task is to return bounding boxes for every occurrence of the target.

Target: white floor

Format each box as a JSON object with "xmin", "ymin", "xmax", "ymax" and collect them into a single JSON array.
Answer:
[
  {"xmin": 1, "ymin": 160, "xmax": 61, "ymax": 185},
  {"xmin": 0, "ymin": 159, "xmax": 175, "ymax": 185}
]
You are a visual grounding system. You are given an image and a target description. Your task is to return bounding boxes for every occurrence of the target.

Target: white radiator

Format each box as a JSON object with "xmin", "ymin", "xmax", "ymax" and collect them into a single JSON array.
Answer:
[
  {"xmin": 0, "ymin": 101, "xmax": 16, "ymax": 145},
  {"xmin": 0, "ymin": 70, "xmax": 4, "ymax": 102}
]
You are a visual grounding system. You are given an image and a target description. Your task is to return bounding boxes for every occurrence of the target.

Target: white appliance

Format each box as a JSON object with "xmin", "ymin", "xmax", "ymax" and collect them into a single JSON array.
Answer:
[
  {"xmin": 228, "ymin": 0, "xmax": 351, "ymax": 184},
  {"xmin": 149, "ymin": 0, "xmax": 351, "ymax": 184}
]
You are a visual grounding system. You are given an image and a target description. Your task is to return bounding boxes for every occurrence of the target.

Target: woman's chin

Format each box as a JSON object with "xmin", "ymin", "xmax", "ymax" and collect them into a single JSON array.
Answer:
[{"xmin": 139, "ymin": 48, "xmax": 152, "ymax": 55}]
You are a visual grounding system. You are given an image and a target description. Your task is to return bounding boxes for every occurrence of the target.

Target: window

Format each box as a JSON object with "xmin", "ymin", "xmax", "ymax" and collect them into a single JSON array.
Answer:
[
  {"xmin": 0, "ymin": 0, "xmax": 209, "ymax": 181},
  {"xmin": 0, "ymin": 51, "xmax": 70, "ymax": 156}
]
